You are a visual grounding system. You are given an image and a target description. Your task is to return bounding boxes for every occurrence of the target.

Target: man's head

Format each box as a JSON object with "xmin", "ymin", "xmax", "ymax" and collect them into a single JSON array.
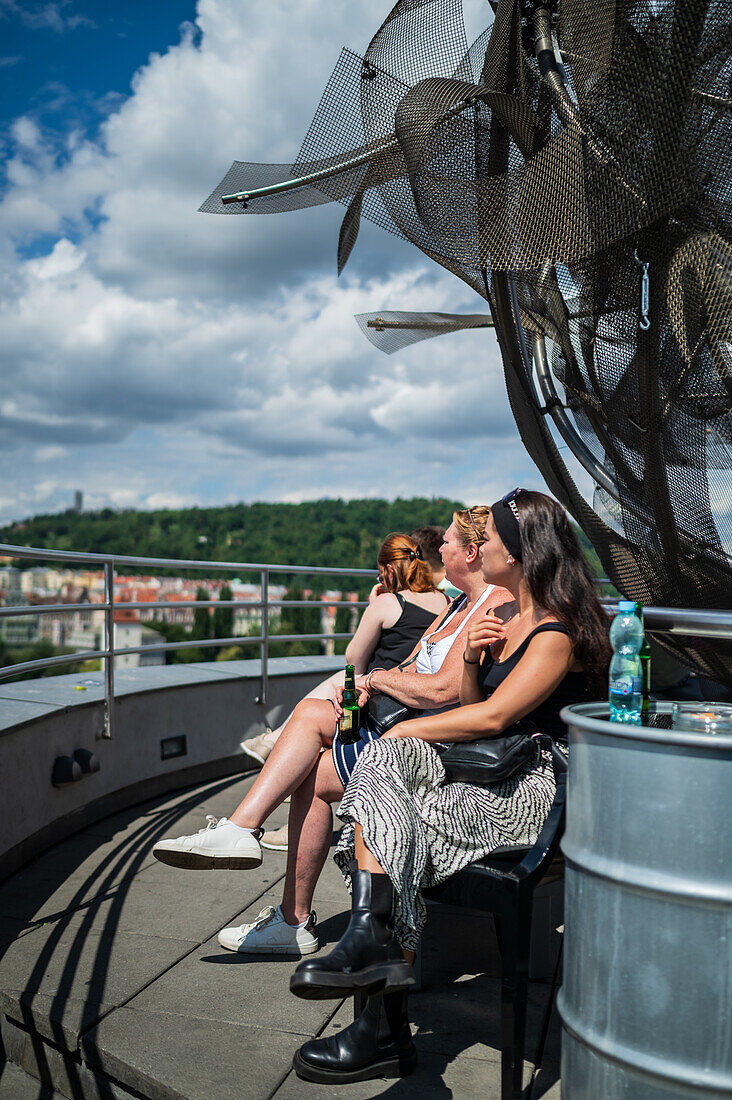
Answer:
[{"xmin": 409, "ymin": 526, "xmax": 446, "ymax": 573}]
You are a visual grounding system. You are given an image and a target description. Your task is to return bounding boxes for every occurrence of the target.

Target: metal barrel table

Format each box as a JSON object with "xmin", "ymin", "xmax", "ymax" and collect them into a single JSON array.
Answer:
[{"xmin": 559, "ymin": 702, "xmax": 732, "ymax": 1099}]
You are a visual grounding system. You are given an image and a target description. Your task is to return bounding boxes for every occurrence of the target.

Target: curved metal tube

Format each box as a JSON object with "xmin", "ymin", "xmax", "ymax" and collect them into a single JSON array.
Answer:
[
  {"xmin": 221, "ymin": 137, "xmax": 398, "ymax": 205},
  {"xmin": 532, "ymin": 6, "xmax": 647, "ymax": 208},
  {"xmin": 221, "ymin": 92, "xmax": 484, "ymax": 205},
  {"xmin": 530, "ymin": 326, "xmax": 621, "ymax": 502}
]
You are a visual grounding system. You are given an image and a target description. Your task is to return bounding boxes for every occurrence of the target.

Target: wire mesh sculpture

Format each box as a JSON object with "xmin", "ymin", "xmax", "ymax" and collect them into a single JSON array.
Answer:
[{"xmin": 201, "ymin": 0, "xmax": 732, "ymax": 686}]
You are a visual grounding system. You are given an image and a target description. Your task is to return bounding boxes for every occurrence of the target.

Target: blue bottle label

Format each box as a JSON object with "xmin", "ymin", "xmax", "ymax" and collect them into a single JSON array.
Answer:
[{"xmin": 610, "ymin": 676, "xmax": 634, "ymax": 697}]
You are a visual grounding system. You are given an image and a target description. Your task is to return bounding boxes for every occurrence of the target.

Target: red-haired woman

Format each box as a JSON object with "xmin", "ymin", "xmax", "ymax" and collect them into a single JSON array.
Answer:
[{"xmin": 238, "ymin": 533, "xmax": 449, "ymax": 848}]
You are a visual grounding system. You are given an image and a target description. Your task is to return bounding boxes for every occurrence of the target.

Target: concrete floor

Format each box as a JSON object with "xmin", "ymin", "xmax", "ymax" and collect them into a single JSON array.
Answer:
[{"xmin": 0, "ymin": 771, "xmax": 561, "ymax": 1100}]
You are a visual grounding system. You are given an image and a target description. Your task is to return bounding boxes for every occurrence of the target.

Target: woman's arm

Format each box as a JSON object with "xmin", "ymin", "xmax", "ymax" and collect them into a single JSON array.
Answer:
[
  {"xmin": 343, "ymin": 596, "xmax": 397, "ymax": 675},
  {"xmin": 365, "ymin": 633, "xmax": 466, "ymax": 709},
  {"xmin": 386, "ymin": 630, "xmax": 575, "ymax": 742},
  {"xmin": 334, "ymin": 598, "xmax": 462, "ymax": 715},
  {"xmin": 459, "ymin": 610, "xmax": 508, "ymax": 705}
]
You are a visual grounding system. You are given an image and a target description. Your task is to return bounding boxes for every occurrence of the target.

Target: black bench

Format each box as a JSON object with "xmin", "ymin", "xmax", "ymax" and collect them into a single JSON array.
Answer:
[
  {"xmin": 424, "ymin": 744, "xmax": 567, "ymax": 1098},
  {"xmin": 354, "ymin": 744, "xmax": 567, "ymax": 1099}
]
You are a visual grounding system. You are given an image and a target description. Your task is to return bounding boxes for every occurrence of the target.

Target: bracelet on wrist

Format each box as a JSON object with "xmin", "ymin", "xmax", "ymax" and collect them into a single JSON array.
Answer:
[
  {"xmin": 463, "ymin": 654, "xmax": 480, "ymax": 665},
  {"xmin": 365, "ymin": 667, "xmax": 386, "ymax": 693}
]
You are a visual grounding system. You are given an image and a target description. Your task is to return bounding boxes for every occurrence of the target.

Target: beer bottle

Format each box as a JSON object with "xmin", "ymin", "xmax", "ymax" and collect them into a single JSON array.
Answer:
[
  {"xmin": 339, "ymin": 664, "xmax": 361, "ymax": 744},
  {"xmin": 633, "ymin": 602, "xmax": 652, "ymax": 722}
]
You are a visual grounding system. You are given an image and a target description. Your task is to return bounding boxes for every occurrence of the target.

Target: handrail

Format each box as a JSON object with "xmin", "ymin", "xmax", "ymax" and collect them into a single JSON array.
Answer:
[
  {"xmin": 601, "ymin": 601, "xmax": 732, "ymax": 638},
  {"xmin": 0, "ymin": 542, "xmax": 376, "ymax": 734},
  {"xmin": 0, "ymin": 542, "xmax": 375, "ymax": 575},
  {"xmin": 3, "ymin": 543, "xmax": 730, "ymax": 738}
]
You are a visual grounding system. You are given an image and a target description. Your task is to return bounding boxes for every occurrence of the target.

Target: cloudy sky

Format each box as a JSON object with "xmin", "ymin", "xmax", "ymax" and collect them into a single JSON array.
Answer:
[{"xmin": 0, "ymin": 0, "xmax": 556, "ymax": 526}]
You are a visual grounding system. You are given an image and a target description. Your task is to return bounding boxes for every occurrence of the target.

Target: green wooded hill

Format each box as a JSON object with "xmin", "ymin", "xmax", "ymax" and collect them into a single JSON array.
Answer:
[
  {"xmin": 0, "ymin": 496, "xmax": 606, "ymax": 583},
  {"xmin": 0, "ymin": 498, "xmax": 464, "ymax": 575}
]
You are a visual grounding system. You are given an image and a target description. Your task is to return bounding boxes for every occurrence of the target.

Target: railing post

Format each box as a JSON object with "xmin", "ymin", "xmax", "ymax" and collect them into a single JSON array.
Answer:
[
  {"xmin": 259, "ymin": 568, "xmax": 269, "ymax": 706},
  {"xmin": 102, "ymin": 561, "xmax": 115, "ymax": 739}
]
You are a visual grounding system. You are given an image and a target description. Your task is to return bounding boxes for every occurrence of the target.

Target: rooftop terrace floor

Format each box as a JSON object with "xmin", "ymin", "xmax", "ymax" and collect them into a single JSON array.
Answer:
[{"xmin": 0, "ymin": 770, "xmax": 561, "ymax": 1099}]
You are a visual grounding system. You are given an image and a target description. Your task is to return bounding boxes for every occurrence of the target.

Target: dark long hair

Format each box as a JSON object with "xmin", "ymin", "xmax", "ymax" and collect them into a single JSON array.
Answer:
[
  {"xmin": 515, "ymin": 492, "xmax": 611, "ymax": 696},
  {"xmin": 378, "ymin": 533, "xmax": 436, "ymax": 594}
]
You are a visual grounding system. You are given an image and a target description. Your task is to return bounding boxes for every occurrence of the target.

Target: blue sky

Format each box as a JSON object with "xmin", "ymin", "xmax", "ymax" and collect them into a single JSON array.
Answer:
[
  {"xmin": 0, "ymin": 0, "xmax": 555, "ymax": 526},
  {"xmin": 1, "ymin": 3, "xmax": 197, "ymax": 135}
]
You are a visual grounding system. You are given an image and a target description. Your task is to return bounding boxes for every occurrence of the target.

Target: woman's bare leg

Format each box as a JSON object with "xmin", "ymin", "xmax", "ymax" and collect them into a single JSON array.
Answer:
[
  {"xmin": 354, "ymin": 823, "xmax": 415, "ymax": 964},
  {"xmin": 280, "ymin": 750, "xmax": 344, "ymax": 924},
  {"xmin": 228, "ymin": 698, "xmax": 336, "ymax": 829},
  {"xmin": 354, "ymin": 822, "xmax": 385, "ymax": 874},
  {"xmin": 266, "ymin": 671, "xmax": 345, "ymax": 743}
]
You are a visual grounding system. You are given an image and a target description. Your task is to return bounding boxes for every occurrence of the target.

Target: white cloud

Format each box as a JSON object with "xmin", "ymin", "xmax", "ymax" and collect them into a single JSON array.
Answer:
[
  {"xmin": 27, "ymin": 237, "xmax": 84, "ymax": 279},
  {"xmin": 10, "ymin": 117, "xmax": 42, "ymax": 150},
  {"xmin": 145, "ymin": 491, "xmax": 197, "ymax": 510},
  {"xmin": 0, "ymin": 0, "xmax": 545, "ymax": 528},
  {"xmin": 32, "ymin": 478, "xmax": 58, "ymax": 499},
  {"xmin": 35, "ymin": 444, "xmax": 67, "ymax": 461},
  {"xmin": 0, "ymin": 0, "xmax": 95, "ymax": 33}
]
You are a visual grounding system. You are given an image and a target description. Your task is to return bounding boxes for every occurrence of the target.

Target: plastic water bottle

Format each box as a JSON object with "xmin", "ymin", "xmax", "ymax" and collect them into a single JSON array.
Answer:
[{"xmin": 609, "ymin": 600, "xmax": 643, "ymax": 724}]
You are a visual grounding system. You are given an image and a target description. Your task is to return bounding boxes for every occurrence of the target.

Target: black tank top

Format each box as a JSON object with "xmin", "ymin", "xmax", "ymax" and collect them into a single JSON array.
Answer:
[
  {"xmin": 476, "ymin": 622, "xmax": 589, "ymax": 741},
  {"xmin": 367, "ymin": 594, "xmax": 443, "ymax": 672}
]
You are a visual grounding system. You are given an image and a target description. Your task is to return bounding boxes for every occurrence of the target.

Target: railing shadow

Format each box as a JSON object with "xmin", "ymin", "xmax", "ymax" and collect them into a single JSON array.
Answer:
[{"xmin": 0, "ymin": 772, "xmax": 256, "ymax": 1097}]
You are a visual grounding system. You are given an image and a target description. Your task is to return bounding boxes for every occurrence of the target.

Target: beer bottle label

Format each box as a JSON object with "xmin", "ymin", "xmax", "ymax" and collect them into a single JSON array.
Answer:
[{"xmin": 341, "ymin": 711, "xmax": 354, "ymax": 731}]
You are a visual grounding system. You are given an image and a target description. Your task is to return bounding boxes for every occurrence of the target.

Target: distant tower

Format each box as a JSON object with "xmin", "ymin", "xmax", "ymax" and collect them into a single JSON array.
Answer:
[{"xmin": 74, "ymin": 491, "xmax": 83, "ymax": 513}]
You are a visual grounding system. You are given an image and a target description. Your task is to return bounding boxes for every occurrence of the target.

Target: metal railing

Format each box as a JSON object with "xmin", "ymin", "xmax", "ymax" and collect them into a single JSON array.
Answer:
[
  {"xmin": 2, "ymin": 542, "xmax": 732, "ymax": 740},
  {"xmin": 0, "ymin": 543, "xmax": 374, "ymax": 738}
]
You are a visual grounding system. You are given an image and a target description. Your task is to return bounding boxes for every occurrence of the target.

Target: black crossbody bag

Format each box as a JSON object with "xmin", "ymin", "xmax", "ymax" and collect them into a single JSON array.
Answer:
[
  {"xmin": 440, "ymin": 720, "xmax": 552, "ymax": 786},
  {"xmin": 365, "ymin": 654, "xmax": 420, "ymax": 735}
]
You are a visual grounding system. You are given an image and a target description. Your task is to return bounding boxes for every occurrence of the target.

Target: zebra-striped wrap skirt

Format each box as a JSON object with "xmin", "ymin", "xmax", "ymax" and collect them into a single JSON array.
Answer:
[{"xmin": 333, "ymin": 735, "xmax": 562, "ymax": 951}]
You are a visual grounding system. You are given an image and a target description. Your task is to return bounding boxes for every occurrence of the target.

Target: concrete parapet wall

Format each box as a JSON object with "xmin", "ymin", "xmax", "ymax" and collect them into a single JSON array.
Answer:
[{"xmin": 0, "ymin": 656, "xmax": 341, "ymax": 883}]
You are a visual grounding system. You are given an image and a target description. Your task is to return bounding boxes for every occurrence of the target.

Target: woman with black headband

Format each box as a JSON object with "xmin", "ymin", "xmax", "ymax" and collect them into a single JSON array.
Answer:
[
  {"xmin": 152, "ymin": 511, "xmax": 510, "ymax": 952},
  {"xmin": 289, "ymin": 490, "xmax": 610, "ymax": 1085}
]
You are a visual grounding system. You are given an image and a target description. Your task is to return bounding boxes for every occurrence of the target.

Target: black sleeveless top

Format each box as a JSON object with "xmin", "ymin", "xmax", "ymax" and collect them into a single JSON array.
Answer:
[
  {"xmin": 476, "ymin": 622, "xmax": 589, "ymax": 741},
  {"xmin": 367, "ymin": 594, "xmax": 444, "ymax": 672}
]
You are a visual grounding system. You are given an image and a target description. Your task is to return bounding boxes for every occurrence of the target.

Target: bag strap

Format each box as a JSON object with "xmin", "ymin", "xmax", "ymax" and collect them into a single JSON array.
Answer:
[
  {"xmin": 428, "ymin": 592, "xmax": 467, "ymax": 636},
  {"xmin": 532, "ymin": 733, "xmax": 568, "ymax": 780},
  {"xmin": 397, "ymin": 653, "xmax": 419, "ymax": 672}
]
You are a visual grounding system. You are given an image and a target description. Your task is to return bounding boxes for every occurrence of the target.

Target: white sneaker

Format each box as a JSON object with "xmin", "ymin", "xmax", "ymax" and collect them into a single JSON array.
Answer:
[
  {"xmin": 152, "ymin": 816, "xmax": 263, "ymax": 870},
  {"xmin": 240, "ymin": 728, "xmax": 278, "ymax": 766},
  {"xmin": 218, "ymin": 905, "xmax": 318, "ymax": 956},
  {"xmin": 261, "ymin": 824, "xmax": 289, "ymax": 851}
]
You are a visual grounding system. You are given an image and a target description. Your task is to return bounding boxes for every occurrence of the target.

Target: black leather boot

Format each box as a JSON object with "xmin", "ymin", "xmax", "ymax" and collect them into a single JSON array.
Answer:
[
  {"xmin": 289, "ymin": 870, "xmax": 415, "ymax": 1000},
  {"xmin": 293, "ymin": 990, "xmax": 417, "ymax": 1083}
]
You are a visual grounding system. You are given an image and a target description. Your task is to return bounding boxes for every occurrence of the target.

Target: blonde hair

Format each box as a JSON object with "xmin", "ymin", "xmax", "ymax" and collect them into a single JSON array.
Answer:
[
  {"xmin": 452, "ymin": 505, "xmax": 491, "ymax": 546},
  {"xmin": 378, "ymin": 533, "xmax": 436, "ymax": 594}
]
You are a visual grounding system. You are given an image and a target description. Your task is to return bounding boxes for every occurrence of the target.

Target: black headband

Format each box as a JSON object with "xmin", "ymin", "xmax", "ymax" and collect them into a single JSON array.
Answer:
[{"xmin": 491, "ymin": 495, "xmax": 523, "ymax": 562}]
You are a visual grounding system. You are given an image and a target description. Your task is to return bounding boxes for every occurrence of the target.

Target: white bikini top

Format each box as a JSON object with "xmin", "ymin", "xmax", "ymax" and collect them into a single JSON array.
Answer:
[{"xmin": 415, "ymin": 584, "xmax": 496, "ymax": 675}]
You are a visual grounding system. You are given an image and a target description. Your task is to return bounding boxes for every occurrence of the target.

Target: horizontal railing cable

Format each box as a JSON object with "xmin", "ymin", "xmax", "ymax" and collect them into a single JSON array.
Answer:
[
  {"xmin": 3, "ymin": 543, "xmax": 730, "ymax": 731},
  {"xmin": 0, "ymin": 543, "xmax": 376, "ymax": 721}
]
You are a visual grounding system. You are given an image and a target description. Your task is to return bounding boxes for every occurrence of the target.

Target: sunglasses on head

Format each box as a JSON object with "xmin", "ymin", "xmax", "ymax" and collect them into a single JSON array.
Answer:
[{"xmin": 501, "ymin": 488, "xmax": 526, "ymax": 523}]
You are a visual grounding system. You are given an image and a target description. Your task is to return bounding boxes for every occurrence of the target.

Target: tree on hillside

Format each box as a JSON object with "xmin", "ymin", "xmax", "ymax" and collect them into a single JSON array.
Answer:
[
  {"xmin": 192, "ymin": 587, "xmax": 212, "ymax": 644},
  {"xmin": 0, "ymin": 497, "xmax": 464, "ymax": 574},
  {"xmin": 334, "ymin": 599, "xmax": 356, "ymax": 656},
  {"xmin": 271, "ymin": 585, "xmax": 322, "ymax": 657},
  {"xmin": 147, "ymin": 619, "xmax": 190, "ymax": 664},
  {"xmin": 213, "ymin": 584, "xmax": 234, "ymax": 641}
]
